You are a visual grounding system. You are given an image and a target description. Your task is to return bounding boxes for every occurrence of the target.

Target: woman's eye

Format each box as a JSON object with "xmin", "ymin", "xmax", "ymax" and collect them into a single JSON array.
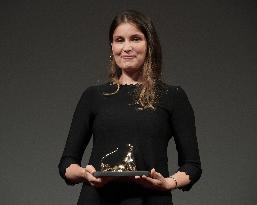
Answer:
[
  {"xmin": 115, "ymin": 38, "xmax": 123, "ymax": 42},
  {"xmin": 132, "ymin": 37, "xmax": 140, "ymax": 41}
]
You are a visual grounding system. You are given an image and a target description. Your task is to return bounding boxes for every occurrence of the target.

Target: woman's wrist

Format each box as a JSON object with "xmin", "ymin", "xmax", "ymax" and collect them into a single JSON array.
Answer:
[
  {"xmin": 65, "ymin": 164, "xmax": 85, "ymax": 183},
  {"xmin": 169, "ymin": 176, "xmax": 178, "ymax": 189},
  {"xmin": 166, "ymin": 176, "xmax": 178, "ymax": 190}
]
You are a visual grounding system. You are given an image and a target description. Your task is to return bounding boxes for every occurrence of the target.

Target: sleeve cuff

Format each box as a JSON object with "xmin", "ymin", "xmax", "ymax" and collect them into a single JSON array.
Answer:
[
  {"xmin": 58, "ymin": 157, "xmax": 81, "ymax": 186},
  {"xmin": 176, "ymin": 163, "xmax": 202, "ymax": 191}
]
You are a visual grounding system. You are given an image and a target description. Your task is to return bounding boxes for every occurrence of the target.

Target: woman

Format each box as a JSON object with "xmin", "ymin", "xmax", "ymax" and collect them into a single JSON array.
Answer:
[{"xmin": 58, "ymin": 10, "xmax": 202, "ymax": 204}]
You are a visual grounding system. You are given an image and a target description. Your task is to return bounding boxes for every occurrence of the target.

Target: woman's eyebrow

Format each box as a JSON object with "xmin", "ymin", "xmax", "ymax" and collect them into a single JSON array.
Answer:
[
  {"xmin": 130, "ymin": 34, "xmax": 144, "ymax": 38},
  {"xmin": 113, "ymin": 33, "xmax": 144, "ymax": 38}
]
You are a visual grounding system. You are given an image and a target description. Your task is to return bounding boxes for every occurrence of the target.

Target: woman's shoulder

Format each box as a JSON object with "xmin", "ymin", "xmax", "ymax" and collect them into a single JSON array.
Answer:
[
  {"xmin": 157, "ymin": 80, "xmax": 183, "ymax": 95},
  {"xmin": 82, "ymin": 81, "xmax": 115, "ymax": 95},
  {"xmin": 157, "ymin": 81, "xmax": 193, "ymax": 112}
]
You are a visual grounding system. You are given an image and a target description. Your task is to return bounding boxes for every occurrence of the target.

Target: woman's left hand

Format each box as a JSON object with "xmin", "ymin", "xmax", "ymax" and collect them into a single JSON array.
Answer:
[{"xmin": 134, "ymin": 168, "xmax": 176, "ymax": 191}]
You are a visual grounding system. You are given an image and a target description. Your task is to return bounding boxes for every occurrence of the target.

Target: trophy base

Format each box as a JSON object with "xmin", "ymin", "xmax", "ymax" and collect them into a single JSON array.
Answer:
[{"xmin": 93, "ymin": 171, "xmax": 150, "ymax": 177}]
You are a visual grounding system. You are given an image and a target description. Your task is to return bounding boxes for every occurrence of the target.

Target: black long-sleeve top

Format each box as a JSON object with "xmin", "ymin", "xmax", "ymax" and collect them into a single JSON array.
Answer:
[{"xmin": 58, "ymin": 81, "xmax": 202, "ymax": 204}]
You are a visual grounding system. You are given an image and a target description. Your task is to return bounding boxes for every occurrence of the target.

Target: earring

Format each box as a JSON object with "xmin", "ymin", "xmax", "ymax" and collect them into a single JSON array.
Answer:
[{"xmin": 109, "ymin": 54, "xmax": 113, "ymax": 62}]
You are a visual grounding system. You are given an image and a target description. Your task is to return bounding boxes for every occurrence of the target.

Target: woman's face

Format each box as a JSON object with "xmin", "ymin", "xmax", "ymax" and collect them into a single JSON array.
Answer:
[{"xmin": 111, "ymin": 22, "xmax": 147, "ymax": 72}]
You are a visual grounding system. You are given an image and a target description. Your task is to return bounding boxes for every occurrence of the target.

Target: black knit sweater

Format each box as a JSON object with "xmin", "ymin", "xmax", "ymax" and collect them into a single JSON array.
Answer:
[{"xmin": 58, "ymin": 81, "xmax": 202, "ymax": 204}]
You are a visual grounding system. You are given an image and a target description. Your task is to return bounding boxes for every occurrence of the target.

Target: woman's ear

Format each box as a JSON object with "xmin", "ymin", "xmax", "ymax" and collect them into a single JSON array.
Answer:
[{"xmin": 110, "ymin": 43, "xmax": 113, "ymax": 52}]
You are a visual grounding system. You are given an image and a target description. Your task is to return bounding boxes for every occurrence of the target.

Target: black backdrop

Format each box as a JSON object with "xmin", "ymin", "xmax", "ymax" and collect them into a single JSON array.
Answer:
[{"xmin": 0, "ymin": 0, "xmax": 256, "ymax": 204}]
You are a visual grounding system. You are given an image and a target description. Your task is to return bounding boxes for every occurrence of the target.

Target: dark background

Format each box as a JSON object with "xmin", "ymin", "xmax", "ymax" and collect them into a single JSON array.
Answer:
[{"xmin": 0, "ymin": 0, "xmax": 256, "ymax": 204}]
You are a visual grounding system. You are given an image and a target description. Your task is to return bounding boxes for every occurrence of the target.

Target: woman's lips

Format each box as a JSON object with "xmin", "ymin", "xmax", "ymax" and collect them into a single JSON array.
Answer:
[{"xmin": 122, "ymin": 55, "xmax": 136, "ymax": 59}]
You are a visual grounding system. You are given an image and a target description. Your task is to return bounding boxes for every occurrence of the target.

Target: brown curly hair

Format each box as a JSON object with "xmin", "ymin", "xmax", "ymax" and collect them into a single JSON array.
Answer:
[{"xmin": 104, "ymin": 10, "xmax": 163, "ymax": 110}]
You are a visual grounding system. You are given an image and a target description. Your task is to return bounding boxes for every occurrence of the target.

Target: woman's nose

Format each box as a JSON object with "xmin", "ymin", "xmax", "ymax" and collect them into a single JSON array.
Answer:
[{"xmin": 123, "ymin": 41, "xmax": 132, "ymax": 52}]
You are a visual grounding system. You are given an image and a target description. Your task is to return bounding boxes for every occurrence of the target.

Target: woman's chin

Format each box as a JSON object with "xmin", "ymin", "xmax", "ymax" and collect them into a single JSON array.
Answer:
[{"xmin": 121, "ymin": 63, "xmax": 141, "ymax": 69}]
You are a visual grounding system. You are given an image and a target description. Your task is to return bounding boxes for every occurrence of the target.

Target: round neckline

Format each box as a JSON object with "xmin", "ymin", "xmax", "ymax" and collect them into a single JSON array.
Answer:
[
  {"xmin": 109, "ymin": 82, "xmax": 142, "ymax": 87},
  {"xmin": 119, "ymin": 83, "xmax": 142, "ymax": 86}
]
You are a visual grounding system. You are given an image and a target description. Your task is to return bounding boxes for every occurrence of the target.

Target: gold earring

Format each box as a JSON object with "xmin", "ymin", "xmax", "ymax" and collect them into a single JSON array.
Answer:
[{"xmin": 109, "ymin": 54, "xmax": 113, "ymax": 61}]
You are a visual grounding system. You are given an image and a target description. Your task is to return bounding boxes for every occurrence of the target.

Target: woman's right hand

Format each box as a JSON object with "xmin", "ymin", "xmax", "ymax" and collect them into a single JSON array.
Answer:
[
  {"xmin": 83, "ymin": 165, "xmax": 113, "ymax": 187},
  {"xmin": 65, "ymin": 164, "xmax": 112, "ymax": 187}
]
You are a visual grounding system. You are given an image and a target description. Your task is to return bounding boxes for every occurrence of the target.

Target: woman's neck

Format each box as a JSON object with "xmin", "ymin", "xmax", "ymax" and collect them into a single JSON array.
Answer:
[{"xmin": 118, "ymin": 70, "xmax": 143, "ymax": 85}]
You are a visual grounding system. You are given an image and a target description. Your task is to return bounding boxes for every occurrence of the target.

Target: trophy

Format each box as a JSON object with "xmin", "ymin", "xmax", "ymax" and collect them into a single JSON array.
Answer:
[{"xmin": 93, "ymin": 144, "xmax": 149, "ymax": 177}]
